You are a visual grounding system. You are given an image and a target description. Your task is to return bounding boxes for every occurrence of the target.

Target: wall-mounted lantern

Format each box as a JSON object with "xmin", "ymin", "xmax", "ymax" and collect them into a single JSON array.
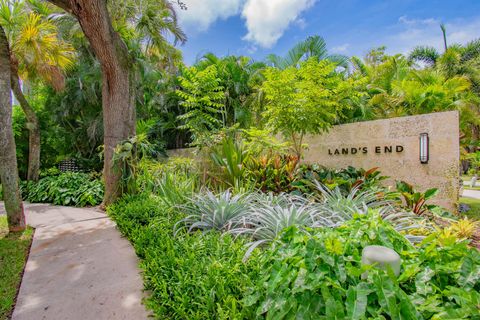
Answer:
[{"xmin": 419, "ymin": 133, "xmax": 429, "ymax": 164}]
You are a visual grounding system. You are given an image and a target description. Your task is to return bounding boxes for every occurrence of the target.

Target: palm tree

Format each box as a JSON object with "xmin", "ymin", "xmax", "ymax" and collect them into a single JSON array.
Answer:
[
  {"xmin": 366, "ymin": 57, "xmax": 471, "ymax": 119},
  {"xmin": 43, "ymin": 0, "xmax": 186, "ymax": 204},
  {"xmin": 409, "ymin": 29, "xmax": 480, "ymax": 149},
  {"xmin": 110, "ymin": 0, "xmax": 186, "ymax": 71},
  {"xmin": 0, "ymin": 24, "xmax": 25, "ymax": 232},
  {"xmin": 266, "ymin": 35, "xmax": 348, "ymax": 69},
  {"xmin": 0, "ymin": 0, "xmax": 74, "ymax": 181},
  {"xmin": 408, "ymin": 46, "xmax": 440, "ymax": 66},
  {"xmin": 195, "ymin": 53, "xmax": 267, "ymax": 127}
]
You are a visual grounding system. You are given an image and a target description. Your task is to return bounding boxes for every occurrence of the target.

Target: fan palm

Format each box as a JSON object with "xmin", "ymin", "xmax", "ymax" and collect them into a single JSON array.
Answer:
[
  {"xmin": 408, "ymin": 46, "xmax": 440, "ymax": 66},
  {"xmin": 266, "ymin": 35, "xmax": 348, "ymax": 70},
  {"xmin": 109, "ymin": 0, "xmax": 186, "ymax": 71}
]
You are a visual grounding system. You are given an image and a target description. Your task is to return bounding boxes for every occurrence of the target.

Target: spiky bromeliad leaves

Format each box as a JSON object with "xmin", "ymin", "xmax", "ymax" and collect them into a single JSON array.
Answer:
[
  {"xmin": 174, "ymin": 190, "xmax": 251, "ymax": 235},
  {"xmin": 175, "ymin": 186, "xmax": 431, "ymax": 260}
]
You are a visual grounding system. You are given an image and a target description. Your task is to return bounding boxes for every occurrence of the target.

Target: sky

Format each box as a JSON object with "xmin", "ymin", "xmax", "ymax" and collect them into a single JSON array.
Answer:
[{"xmin": 174, "ymin": 0, "xmax": 480, "ymax": 65}]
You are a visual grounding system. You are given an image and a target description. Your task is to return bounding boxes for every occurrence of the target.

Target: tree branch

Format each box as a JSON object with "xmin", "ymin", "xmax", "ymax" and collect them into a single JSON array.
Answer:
[{"xmin": 45, "ymin": 0, "xmax": 72, "ymax": 13}]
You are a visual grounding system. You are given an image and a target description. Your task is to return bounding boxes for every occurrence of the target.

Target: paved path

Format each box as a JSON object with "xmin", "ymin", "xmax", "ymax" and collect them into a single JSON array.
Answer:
[
  {"xmin": 0, "ymin": 202, "xmax": 148, "ymax": 320},
  {"xmin": 462, "ymin": 189, "xmax": 480, "ymax": 199}
]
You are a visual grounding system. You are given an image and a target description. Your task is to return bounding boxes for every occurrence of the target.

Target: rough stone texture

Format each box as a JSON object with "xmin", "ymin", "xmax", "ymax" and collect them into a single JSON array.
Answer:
[
  {"xmin": 0, "ymin": 202, "xmax": 148, "ymax": 320},
  {"xmin": 302, "ymin": 111, "xmax": 460, "ymax": 211}
]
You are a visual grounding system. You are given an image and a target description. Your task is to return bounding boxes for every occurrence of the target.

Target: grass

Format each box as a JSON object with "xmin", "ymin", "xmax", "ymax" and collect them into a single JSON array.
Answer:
[
  {"xmin": 0, "ymin": 216, "xmax": 33, "ymax": 320},
  {"xmin": 463, "ymin": 186, "xmax": 480, "ymax": 190},
  {"xmin": 459, "ymin": 197, "xmax": 480, "ymax": 221}
]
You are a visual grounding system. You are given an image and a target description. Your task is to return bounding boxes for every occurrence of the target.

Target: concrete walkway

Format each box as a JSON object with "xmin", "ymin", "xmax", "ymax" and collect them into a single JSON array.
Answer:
[
  {"xmin": 462, "ymin": 189, "xmax": 480, "ymax": 199},
  {"xmin": 0, "ymin": 202, "xmax": 148, "ymax": 320}
]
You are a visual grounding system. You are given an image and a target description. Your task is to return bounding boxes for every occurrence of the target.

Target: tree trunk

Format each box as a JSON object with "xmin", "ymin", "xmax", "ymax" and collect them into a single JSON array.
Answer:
[
  {"xmin": 10, "ymin": 64, "xmax": 40, "ymax": 181},
  {"xmin": 47, "ymin": 0, "xmax": 136, "ymax": 206},
  {"xmin": 0, "ymin": 26, "xmax": 26, "ymax": 232}
]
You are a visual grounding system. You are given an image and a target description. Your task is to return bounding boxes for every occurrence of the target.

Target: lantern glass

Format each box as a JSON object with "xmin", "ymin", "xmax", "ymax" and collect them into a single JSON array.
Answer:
[{"xmin": 419, "ymin": 133, "xmax": 429, "ymax": 163}]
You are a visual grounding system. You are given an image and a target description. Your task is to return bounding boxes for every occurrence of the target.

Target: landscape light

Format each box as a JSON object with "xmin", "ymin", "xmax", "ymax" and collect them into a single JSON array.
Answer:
[{"xmin": 419, "ymin": 133, "xmax": 429, "ymax": 164}]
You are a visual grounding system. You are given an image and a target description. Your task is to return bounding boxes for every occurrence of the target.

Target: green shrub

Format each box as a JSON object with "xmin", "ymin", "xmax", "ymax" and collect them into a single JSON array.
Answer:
[
  {"xmin": 244, "ymin": 153, "xmax": 299, "ymax": 193},
  {"xmin": 294, "ymin": 165, "xmax": 388, "ymax": 195},
  {"xmin": 137, "ymin": 158, "xmax": 199, "ymax": 197},
  {"xmin": 21, "ymin": 171, "xmax": 103, "ymax": 206},
  {"xmin": 108, "ymin": 194, "xmax": 261, "ymax": 319},
  {"xmin": 245, "ymin": 214, "xmax": 480, "ymax": 319}
]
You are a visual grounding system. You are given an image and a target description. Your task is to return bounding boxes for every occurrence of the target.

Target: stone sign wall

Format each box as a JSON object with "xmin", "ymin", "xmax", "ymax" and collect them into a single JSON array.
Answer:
[{"xmin": 302, "ymin": 111, "xmax": 460, "ymax": 211}]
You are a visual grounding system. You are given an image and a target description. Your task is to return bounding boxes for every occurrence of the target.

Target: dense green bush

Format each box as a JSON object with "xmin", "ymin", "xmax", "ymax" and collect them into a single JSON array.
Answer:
[
  {"xmin": 106, "ymin": 156, "xmax": 478, "ymax": 319},
  {"xmin": 246, "ymin": 214, "xmax": 480, "ymax": 319},
  {"xmin": 294, "ymin": 165, "xmax": 388, "ymax": 195},
  {"xmin": 108, "ymin": 194, "xmax": 261, "ymax": 319},
  {"xmin": 21, "ymin": 171, "xmax": 103, "ymax": 206}
]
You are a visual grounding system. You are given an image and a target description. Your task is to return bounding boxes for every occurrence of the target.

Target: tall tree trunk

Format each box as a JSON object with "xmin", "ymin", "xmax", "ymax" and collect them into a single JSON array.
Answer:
[
  {"xmin": 47, "ymin": 0, "xmax": 136, "ymax": 206},
  {"xmin": 0, "ymin": 26, "xmax": 26, "ymax": 232},
  {"xmin": 10, "ymin": 62, "xmax": 40, "ymax": 181}
]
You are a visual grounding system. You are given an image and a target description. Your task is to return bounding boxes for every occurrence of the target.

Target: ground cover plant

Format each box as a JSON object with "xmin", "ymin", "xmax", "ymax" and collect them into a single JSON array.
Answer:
[
  {"xmin": 246, "ymin": 214, "xmax": 480, "ymax": 319},
  {"xmin": 107, "ymin": 155, "xmax": 480, "ymax": 319},
  {"xmin": 0, "ymin": 216, "xmax": 33, "ymax": 320},
  {"xmin": 20, "ymin": 169, "xmax": 103, "ymax": 207},
  {"xmin": 108, "ymin": 194, "xmax": 262, "ymax": 319}
]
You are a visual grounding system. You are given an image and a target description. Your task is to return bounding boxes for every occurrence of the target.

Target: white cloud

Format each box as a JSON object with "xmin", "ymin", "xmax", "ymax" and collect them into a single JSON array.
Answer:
[
  {"xmin": 177, "ymin": 0, "xmax": 316, "ymax": 47},
  {"xmin": 294, "ymin": 18, "xmax": 307, "ymax": 30},
  {"xmin": 177, "ymin": 0, "xmax": 244, "ymax": 32},
  {"xmin": 384, "ymin": 15, "xmax": 480, "ymax": 55},
  {"xmin": 241, "ymin": 0, "xmax": 316, "ymax": 48},
  {"xmin": 398, "ymin": 16, "xmax": 437, "ymax": 27},
  {"xmin": 332, "ymin": 43, "xmax": 350, "ymax": 53}
]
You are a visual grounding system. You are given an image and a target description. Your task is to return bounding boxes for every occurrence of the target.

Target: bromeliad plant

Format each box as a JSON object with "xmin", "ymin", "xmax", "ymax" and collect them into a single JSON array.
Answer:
[
  {"xmin": 236, "ymin": 193, "xmax": 335, "ymax": 258},
  {"xmin": 395, "ymin": 181, "xmax": 439, "ymax": 215},
  {"xmin": 175, "ymin": 184, "xmax": 430, "ymax": 258},
  {"xmin": 313, "ymin": 182, "xmax": 433, "ymax": 243},
  {"xmin": 174, "ymin": 190, "xmax": 251, "ymax": 234}
]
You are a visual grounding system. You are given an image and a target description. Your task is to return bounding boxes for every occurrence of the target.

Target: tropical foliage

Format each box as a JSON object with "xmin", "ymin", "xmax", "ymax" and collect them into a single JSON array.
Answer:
[
  {"xmin": 1, "ymin": 3, "xmax": 480, "ymax": 319},
  {"xmin": 261, "ymin": 58, "xmax": 351, "ymax": 157},
  {"xmin": 106, "ymin": 157, "xmax": 480, "ymax": 319},
  {"xmin": 246, "ymin": 216, "xmax": 480, "ymax": 319},
  {"xmin": 21, "ymin": 170, "xmax": 103, "ymax": 206}
]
